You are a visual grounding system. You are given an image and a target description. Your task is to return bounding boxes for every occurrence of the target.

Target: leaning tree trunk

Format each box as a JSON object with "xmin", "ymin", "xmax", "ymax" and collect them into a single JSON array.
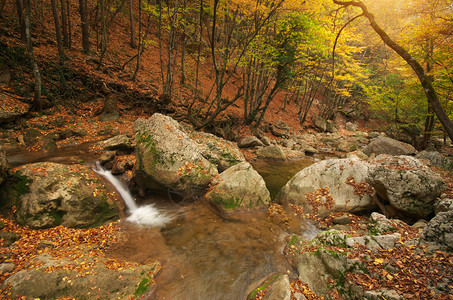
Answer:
[
  {"xmin": 333, "ymin": 0, "xmax": 453, "ymax": 142},
  {"xmin": 24, "ymin": 0, "xmax": 42, "ymax": 111}
]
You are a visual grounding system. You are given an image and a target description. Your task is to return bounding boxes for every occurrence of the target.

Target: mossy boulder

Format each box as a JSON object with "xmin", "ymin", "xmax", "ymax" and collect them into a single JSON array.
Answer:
[
  {"xmin": 4, "ymin": 254, "xmax": 160, "ymax": 299},
  {"xmin": 134, "ymin": 114, "xmax": 218, "ymax": 195},
  {"xmin": 205, "ymin": 162, "xmax": 271, "ymax": 212},
  {"xmin": 189, "ymin": 131, "xmax": 245, "ymax": 172},
  {"xmin": 12, "ymin": 162, "xmax": 119, "ymax": 228}
]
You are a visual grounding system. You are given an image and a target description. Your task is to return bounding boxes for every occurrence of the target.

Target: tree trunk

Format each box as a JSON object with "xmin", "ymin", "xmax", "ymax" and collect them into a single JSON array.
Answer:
[
  {"xmin": 66, "ymin": 0, "xmax": 72, "ymax": 48},
  {"xmin": 50, "ymin": 0, "xmax": 64, "ymax": 57},
  {"xmin": 128, "ymin": 0, "xmax": 136, "ymax": 48},
  {"xmin": 24, "ymin": 0, "xmax": 42, "ymax": 111},
  {"xmin": 60, "ymin": 0, "xmax": 69, "ymax": 48},
  {"xmin": 79, "ymin": 0, "xmax": 90, "ymax": 52},
  {"xmin": 132, "ymin": 0, "xmax": 142, "ymax": 81},
  {"xmin": 0, "ymin": 0, "xmax": 7, "ymax": 17},
  {"xmin": 16, "ymin": 0, "xmax": 27, "ymax": 43},
  {"xmin": 333, "ymin": 0, "xmax": 453, "ymax": 142},
  {"xmin": 97, "ymin": 0, "xmax": 107, "ymax": 68}
]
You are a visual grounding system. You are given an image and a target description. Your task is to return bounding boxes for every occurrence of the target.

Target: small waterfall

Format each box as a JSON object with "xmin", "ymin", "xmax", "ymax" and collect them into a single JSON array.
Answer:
[{"xmin": 94, "ymin": 163, "xmax": 173, "ymax": 228}]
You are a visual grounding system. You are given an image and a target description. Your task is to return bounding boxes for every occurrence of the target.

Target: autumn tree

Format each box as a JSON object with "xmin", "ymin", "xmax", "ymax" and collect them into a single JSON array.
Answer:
[{"xmin": 333, "ymin": 0, "xmax": 453, "ymax": 142}]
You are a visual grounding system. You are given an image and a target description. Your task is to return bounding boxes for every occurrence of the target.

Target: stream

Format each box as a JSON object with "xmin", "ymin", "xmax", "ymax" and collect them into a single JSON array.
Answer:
[{"xmin": 7, "ymin": 147, "xmax": 319, "ymax": 300}]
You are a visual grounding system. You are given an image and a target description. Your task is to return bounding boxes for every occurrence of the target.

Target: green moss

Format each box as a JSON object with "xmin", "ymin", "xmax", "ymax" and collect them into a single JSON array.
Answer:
[
  {"xmin": 134, "ymin": 273, "xmax": 153, "ymax": 297},
  {"xmin": 213, "ymin": 194, "xmax": 244, "ymax": 210}
]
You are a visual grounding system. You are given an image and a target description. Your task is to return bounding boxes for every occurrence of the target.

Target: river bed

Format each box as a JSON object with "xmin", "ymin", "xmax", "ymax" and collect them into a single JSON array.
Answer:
[{"xmin": 6, "ymin": 147, "xmax": 317, "ymax": 299}]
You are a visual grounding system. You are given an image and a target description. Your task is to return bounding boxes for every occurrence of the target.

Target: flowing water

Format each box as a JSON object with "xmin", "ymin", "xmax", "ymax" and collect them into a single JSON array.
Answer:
[{"xmin": 7, "ymin": 148, "xmax": 317, "ymax": 299}]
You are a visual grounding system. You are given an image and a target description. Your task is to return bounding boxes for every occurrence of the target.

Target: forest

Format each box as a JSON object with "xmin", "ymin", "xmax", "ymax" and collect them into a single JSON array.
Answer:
[
  {"xmin": 0, "ymin": 0, "xmax": 453, "ymax": 299},
  {"xmin": 0, "ymin": 0, "xmax": 451, "ymax": 144}
]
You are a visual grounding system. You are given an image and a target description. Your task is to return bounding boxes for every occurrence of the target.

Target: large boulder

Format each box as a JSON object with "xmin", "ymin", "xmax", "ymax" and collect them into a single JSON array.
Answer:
[
  {"xmin": 11, "ymin": 162, "xmax": 119, "ymax": 228},
  {"xmin": 367, "ymin": 156, "xmax": 447, "ymax": 218},
  {"xmin": 0, "ymin": 149, "xmax": 9, "ymax": 185},
  {"xmin": 416, "ymin": 150, "xmax": 451, "ymax": 169},
  {"xmin": 276, "ymin": 156, "xmax": 376, "ymax": 218},
  {"xmin": 419, "ymin": 210, "xmax": 453, "ymax": 253},
  {"xmin": 134, "ymin": 114, "xmax": 218, "ymax": 195},
  {"xmin": 4, "ymin": 254, "xmax": 159, "ymax": 299},
  {"xmin": 189, "ymin": 131, "xmax": 245, "ymax": 172},
  {"xmin": 363, "ymin": 136, "xmax": 416, "ymax": 156},
  {"xmin": 256, "ymin": 145, "xmax": 287, "ymax": 160},
  {"xmin": 205, "ymin": 162, "xmax": 271, "ymax": 212}
]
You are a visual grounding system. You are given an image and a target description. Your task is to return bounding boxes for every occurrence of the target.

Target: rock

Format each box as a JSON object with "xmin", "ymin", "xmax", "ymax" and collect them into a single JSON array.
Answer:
[
  {"xmin": 0, "ymin": 70, "xmax": 11, "ymax": 83},
  {"xmin": 0, "ymin": 263, "xmax": 15, "ymax": 273},
  {"xmin": 12, "ymin": 162, "xmax": 119, "ymax": 228},
  {"xmin": 434, "ymin": 198, "xmax": 453, "ymax": 213},
  {"xmin": 363, "ymin": 136, "xmax": 416, "ymax": 156},
  {"xmin": 277, "ymin": 156, "xmax": 376, "ymax": 218},
  {"xmin": 262, "ymin": 274, "xmax": 291, "ymax": 300},
  {"xmin": 0, "ymin": 94, "xmax": 30, "ymax": 124},
  {"xmin": 189, "ymin": 131, "xmax": 245, "ymax": 172},
  {"xmin": 419, "ymin": 210, "xmax": 453, "ymax": 253},
  {"xmin": 238, "ymin": 136, "xmax": 264, "ymax": 148},
  {"xmin": 345, "ymin": 122, "xmax": 358, "ymax": 132},
  {"xmin": 416, "ymin": 150, "xmax": 450, "ymax": 169},
  {"xmin": 313, "ymin": 116, "xmax": 327, "ymax": 132},
  {"xmin": 347, "ymin": 150, "xmax": 368, "ymax": 160},
  {"xmin": 337, "ymin": 140, "xmax": 357, "ymax": 153},
  {"xmin": 332, "ymin": 214, "xmax": 351, "ymax": 225},
  {"xmin": 256, "ymin": 145, "xmax": 286, "ymax": 160},
  {"xmin": 368, "ymin": 213, "xmax": 400, "ymax": 235},
  {"xmin": 364, "ymin": 289, "xmax": 403, "ymax": 300},
  {"xmin": 98, "ymin": 96, "xmax": 120, "ymax": 121},
  {"xmin": 368, "ymin": 132, "xmax": 382, "ymax": 139},
  {"xmin": 260, "ymin": 136, "xmax": 272, "ymax": 146},
  {"xmin": 134, "ymin": 114, "xmax": 218, "ymax": 195},
  {"xmin": 412, "ymin": 219, "xmax": 428, "ymax": 230},
  {"xmin": 205, "ymin": 162, "xmax": 270, "ymax": 212},
  {"xmin": 270, "ymin": 121, "xmax": 290, "ymax": 138},
  {"xmin": 367, "ymin": 156, "xmax": 447, "ymax": 218},
  {"xmin": 4, "ymin": 254, "xmax": 159, "ymax": 299},
  {"xmin": 296, "ymin": 248, "xmax": 365, "ymax": 298},
  {"xmin": 0, "ymin": 150, "xmax": 10, "ymax": 185},
  {"xmin": 326, "ymin": 120, "xmax": 338, "ymax": 133},
  {"xmin": 0, "ymin": 232, "xmax": 21, "ymax": 246},
  {"xmin": 345, "ymin": 234, "xmax": 401, "ymax": 251},
  {"xmin": 99, "ymin": 151, "xmax": 116, "ymax": 165},
  {"xmin": 98, "ymin": 135, "xmax": 133, "ymax": 153},
  {"xmin": 111, "ymin": 157, "xmax": 133, "ymax": 175}
]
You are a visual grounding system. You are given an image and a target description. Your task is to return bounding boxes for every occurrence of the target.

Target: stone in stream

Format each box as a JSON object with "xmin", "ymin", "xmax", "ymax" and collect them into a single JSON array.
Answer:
[
  {"xmin": 134, "ymin": 113, "xmax": 218, "ymax": 196},
  {"xmin": 8, "ymin": 162, "xmax": 119, "ymax": 229},
  {"xmin": 276, "ymin": 155, "xmax": 376, "ymax": 218},
  {"xmin": 205, "ymin": 162, "xmax": 271, "ymax": 212}
]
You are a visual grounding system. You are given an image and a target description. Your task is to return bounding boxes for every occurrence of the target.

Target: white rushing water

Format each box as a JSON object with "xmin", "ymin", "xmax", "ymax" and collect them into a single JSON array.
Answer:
[{"xmin": 94, "ymin": 163, "xmax": 174, "ymax": 228}]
